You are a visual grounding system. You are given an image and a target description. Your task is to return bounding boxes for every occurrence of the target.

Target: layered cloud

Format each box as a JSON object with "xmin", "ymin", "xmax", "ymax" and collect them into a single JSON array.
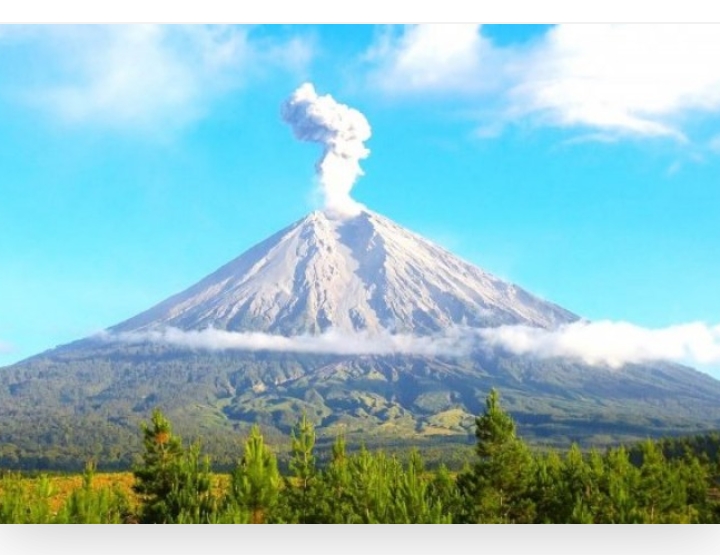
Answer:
[
  {"xmin": 103, "ymin": 320, "xmax": 720, "ymax": 372},
  {"xmin": 368, "ymin": 24, "xmax": 720, "ymax": 141},
  {"xmin": 2, "ymin": 25, "xmax": 311, "ymax": 132},
  {"xmin": 478, "ymin": 321, "xmax": 720, "ymax": 369},
  {"xmin": 103, "ymin": 327, "xmax": 473, "ymax": 358}
]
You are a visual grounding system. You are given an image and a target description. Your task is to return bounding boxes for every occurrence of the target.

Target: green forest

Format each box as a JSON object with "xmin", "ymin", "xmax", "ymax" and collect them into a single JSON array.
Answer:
[{"xmin": 2, "ymin": 389, "xmax": 720, "ymax": 524}]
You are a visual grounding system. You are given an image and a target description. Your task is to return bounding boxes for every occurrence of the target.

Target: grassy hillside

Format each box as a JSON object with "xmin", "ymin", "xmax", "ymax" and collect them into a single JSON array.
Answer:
[{"xmin": 2, "ymin": 341, "xmax": 720, "ymax": 469}]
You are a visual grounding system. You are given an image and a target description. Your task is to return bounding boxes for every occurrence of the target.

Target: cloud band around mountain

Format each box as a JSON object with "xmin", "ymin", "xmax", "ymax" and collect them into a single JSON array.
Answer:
[{"xmin": 102, "ymin": 319, "xmax": 720, "ymax": 371}]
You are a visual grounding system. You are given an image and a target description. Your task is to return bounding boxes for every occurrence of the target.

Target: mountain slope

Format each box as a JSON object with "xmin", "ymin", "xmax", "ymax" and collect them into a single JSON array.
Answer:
[
  {"xmin": 112, "ymin": 210, "xmax": 577, "ymax": 335},
  {"xmin": 3, "ymin": 342, "xmax": 720, "ymax": 470}
]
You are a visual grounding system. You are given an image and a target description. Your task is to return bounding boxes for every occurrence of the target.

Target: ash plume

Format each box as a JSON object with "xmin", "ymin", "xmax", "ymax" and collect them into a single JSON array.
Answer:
[{"xmin": 281, "ymin": 83, "xmax": 371, "ymax": 217}]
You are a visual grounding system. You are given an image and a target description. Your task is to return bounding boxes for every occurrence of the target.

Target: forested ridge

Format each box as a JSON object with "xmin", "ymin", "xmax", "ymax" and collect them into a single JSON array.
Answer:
[
  {"xmin": 2, "ymin": 389, "xmax": 720, "ymax": 524},
  {"xmin": 5, "ymin": 342, "xmax": 720, "ymax": 472}
]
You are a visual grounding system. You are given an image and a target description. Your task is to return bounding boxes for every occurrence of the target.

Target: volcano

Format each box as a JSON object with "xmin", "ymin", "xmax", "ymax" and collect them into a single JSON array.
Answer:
[{"xmin": 2, "ymin": 209, "xmax": 720, "ymax": 469}]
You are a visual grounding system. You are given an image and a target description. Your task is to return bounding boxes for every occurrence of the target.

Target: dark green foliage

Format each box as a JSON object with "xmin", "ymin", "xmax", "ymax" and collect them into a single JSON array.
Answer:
[
  {"xmin": 227, "ymin": 425, "xmax": 281, "ymax": 523},
  {"xmin": 597, "ymin": 446, "xmax": 641, "ymax": 523},
  {"xmin": 311, "ymin": 435, "xmax": 353, "ymax": 522},
  {"xmin": 133, "ymin": 408, "xmax": 216, "ymax": 523},
  {"xmin": 2, "ymin": 389, "xmax": 720, "ymax": 523},
  {"xmin": 280, "ymin": 413, "xmax": 320, "ymax": 523},
  {"xmin": 636, "ymin": 440, "xmax": 677, "ymax": 522},
  {"xmin": 463, "ymin": 389, "xmax": 535, "ymax": 522},
  {"xmin": 305, "ymin": 443, "xmax": 451, "ymax": 523},
  {"xmin": 4, "ymin": 341, "xmax": 720, "ymax": 470},
  {"xmin": 528, "ymin": 450, "xmax": 565, "ymax": 523},
  {"xmin": 525, "ymin": 439, "xmax": 716, "ymax": 523},
  {"xmin": 386, "ymin": 450, "xmax": 451, "ymax": 523},
  {"xmin": 133, "ymin": 408, "xmax": 184, "ymax": 522},
  {"xmin": 427, "ymin": 463, "xmax": 463, "ymax": 517}
]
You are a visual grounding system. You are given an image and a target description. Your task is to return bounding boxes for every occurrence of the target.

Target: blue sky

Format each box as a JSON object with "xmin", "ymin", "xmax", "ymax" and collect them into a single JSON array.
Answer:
[{"xmin": 1, "ymin": 24, "xmax": 720, "ymax": 374}]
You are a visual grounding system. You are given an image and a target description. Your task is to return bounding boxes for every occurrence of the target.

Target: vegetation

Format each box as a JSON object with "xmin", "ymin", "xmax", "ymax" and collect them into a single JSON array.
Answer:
[
  {"xmin": 2, "ymin": 389, "xmax": 720, "ymax": 523},
  {"xmin": 4, "ymin": 343, "xmax": 720, "ymax": 471}
]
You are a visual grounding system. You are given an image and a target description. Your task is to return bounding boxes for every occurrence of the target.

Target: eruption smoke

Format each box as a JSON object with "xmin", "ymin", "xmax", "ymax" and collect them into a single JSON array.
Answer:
[{"xmin": 282, "ymin": 83, "xmax": 371, "ymax": 217}]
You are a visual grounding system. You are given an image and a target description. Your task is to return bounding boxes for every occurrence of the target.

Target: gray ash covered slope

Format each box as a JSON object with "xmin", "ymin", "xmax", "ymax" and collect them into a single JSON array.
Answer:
[
  {"xmin": 2, "ymin": 209, "xmax": 720, "ymax": 468},
  {"xmin": 112, "ymin": 209, "xmax": 576, "ymax": 335}
]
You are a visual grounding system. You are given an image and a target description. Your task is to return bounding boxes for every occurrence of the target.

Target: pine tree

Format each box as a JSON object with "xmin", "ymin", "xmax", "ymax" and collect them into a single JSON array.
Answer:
[
  {"xmin": 597, "ymin": 445, "xmax": 641, "ymax": 523},
  {"xmin": 561, "ymin": 444, "xmax": 595, "ymax": 523},
  {"xmin": 428, "ymin": 463, "xmax": 463, "ymax": 521},
  {"xmin": 388, "ymin": 450, "xmax": 451, "ymax": 523},
  {"xmin": 133, "ymin": 408, "xmax": 215, "ymax": 523},
  {"xmin": 313, "ymin": 434, "xmax": 353, "ymax": 523},
  {"xmin": 282, "ymin": 413, "xmax": 318, "ymax": 523},
  {"xmin": 170, "ymin": 443, "xmax": 217, "ymax": 524},
  {"xmin": 529, "ymin": 450, "xmax": 564, "ymax": 522},
  {"xmin": 469, "ymin": 389, "xmax": 535, "ymax": 523},
  {"xmin": 346, "ymin": 446, "xmax": 388, "ymax": 523},
  {"xmin": 228, "ymin": 425, "xmax": 280, "ymax": 524},
  {"xmin": 676, "ymin": 451, "xmax": 710, "ymax": 522},
  {"xmin": 637, "ymin": 439, "xmax": 677, "ymax": 523},
  {"xmin": 133, "ymin": 409, "xmax": 184, "ymax": 523}
]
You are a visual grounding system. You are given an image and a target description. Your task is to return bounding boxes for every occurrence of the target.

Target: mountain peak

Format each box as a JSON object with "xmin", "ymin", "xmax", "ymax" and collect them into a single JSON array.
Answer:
[{"xmin": 112, "ymin": 210, "xmax": 577, "ymax": 336}]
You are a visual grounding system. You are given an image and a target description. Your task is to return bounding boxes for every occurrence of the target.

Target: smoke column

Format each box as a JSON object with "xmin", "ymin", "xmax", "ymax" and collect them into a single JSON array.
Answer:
[{"xmin": 281, "ymin": 83, "xmax": 371, "ymax": 217}]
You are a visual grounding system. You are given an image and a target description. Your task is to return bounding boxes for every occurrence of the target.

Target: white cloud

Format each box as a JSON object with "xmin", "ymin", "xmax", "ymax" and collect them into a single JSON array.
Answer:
[
  {"xmin": 479, "ymin": 320, "xmax": 720, "ymax": 369},
  {"xmin": 7, "ymin": 25, "xmax": 311, "ymax": 132},
  {"xmin": 102, "ymin": 320, "xmax": 720, "ymax": 371},
  {"xmin": 0, "ymin": 340, "xmax": 13, "ymax": 354},
  {"xmin": 511, "ymin": 25, "xmax": 720, "ymax": 139},
  {"xmin": 368, "ymin": 24, "xmax": 720, "ymax": 140},
  {"xmin": 103, "ymin": 327, "xmax": 474, "ymax": 357},
  {"xmin": 367, "ymin": 24, "xmax": 495, "ymax": 94}
]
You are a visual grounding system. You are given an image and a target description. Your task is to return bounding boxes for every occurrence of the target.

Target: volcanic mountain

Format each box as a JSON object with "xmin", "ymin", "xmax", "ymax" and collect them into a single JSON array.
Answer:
[{"xmin": 2, "ymin": 209, "xmax": 720, "ymax": 469}]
